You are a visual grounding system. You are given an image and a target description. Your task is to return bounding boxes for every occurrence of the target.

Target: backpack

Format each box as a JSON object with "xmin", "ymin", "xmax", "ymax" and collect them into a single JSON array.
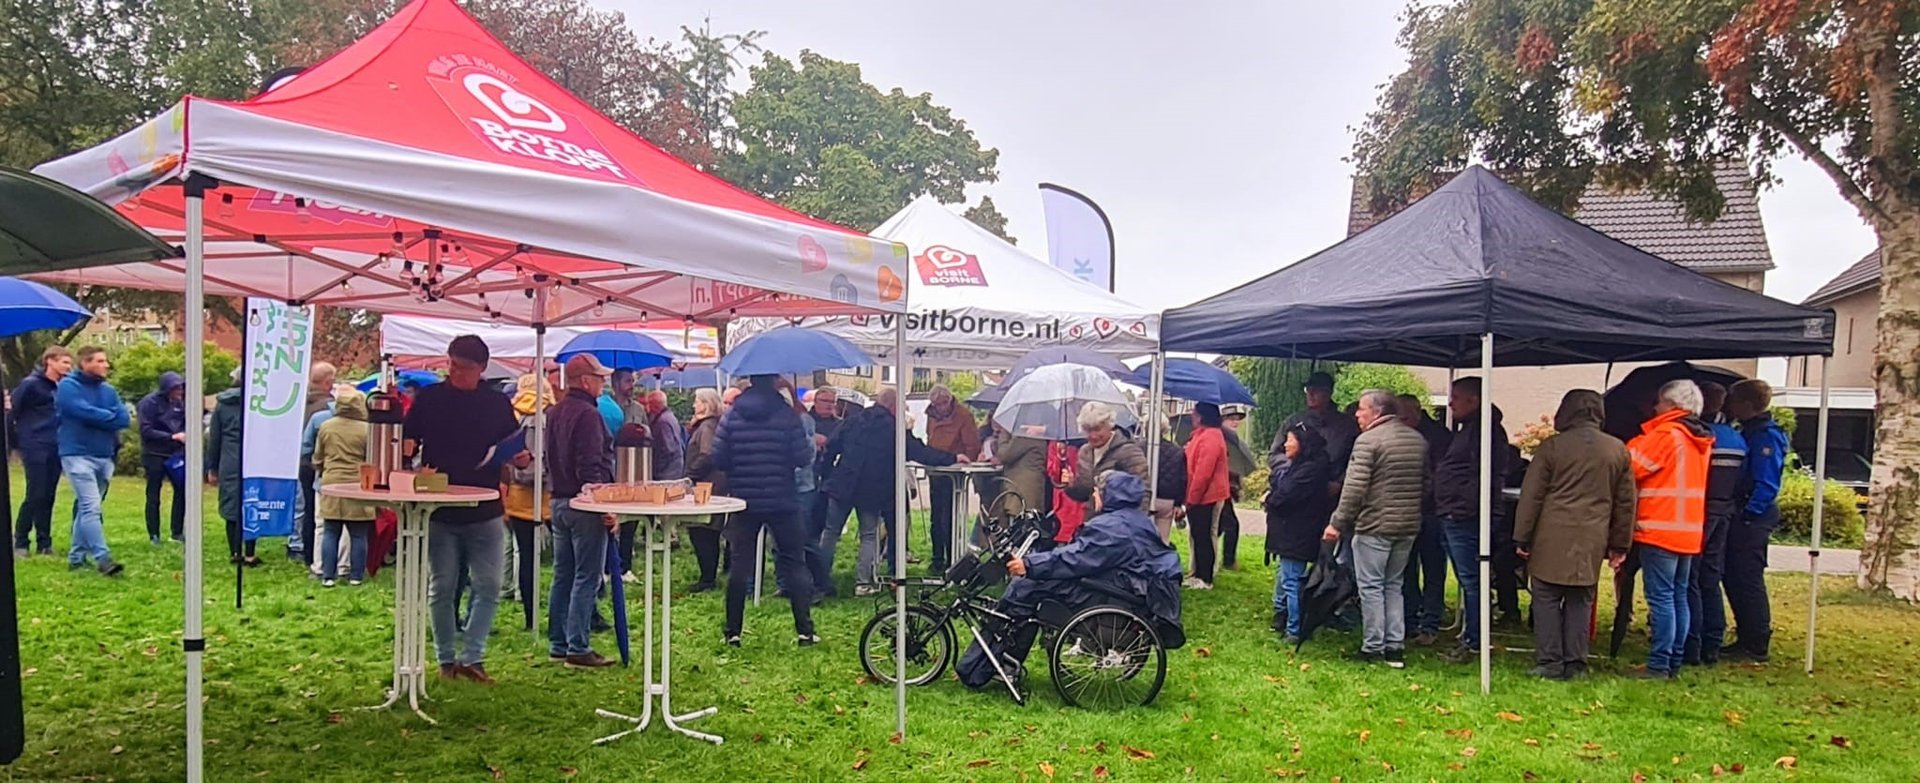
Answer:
[{"xmin": 1155, "ymin": 439, "xmax": 1187, "ymax": 502}]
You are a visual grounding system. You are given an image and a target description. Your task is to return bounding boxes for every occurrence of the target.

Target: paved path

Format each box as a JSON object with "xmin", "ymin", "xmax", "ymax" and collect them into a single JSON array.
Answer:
[{"xmin": 1226, "ymin": 506, "xmax": 1859, "ymax": 575}]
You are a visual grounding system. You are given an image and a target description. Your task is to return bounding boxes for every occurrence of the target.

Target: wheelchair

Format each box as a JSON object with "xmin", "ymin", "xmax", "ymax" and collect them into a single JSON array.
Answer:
[{"xmin": 855, "ymin": 490, "xmax": 1173, "ymax": 709}]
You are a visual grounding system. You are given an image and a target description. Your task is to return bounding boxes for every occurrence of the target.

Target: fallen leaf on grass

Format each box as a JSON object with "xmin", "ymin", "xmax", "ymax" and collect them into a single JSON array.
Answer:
[
  {"xmin": 1775, "ymin": 756, "xmax": 1797, "ymax": 770},
  {"xmin": 1299, "ymin": 663, "xmax": 1311, "ymax": 672},
  {"xmin": 888, "ymin": 732, "xmax": 902, "ymax": 745},
  {"xmin": 854, "ymin": 675, "xmax": 870, "ymax": 686},
  {"xmin": 1093, "ymin": 741, "xmax": 1107, "ymax": 753},
  {"xmin": 1711, "ymin": 764, "xmax": 1726, "ymax": 776},
  {"xmin": 1445, "ymin": 728, "xmax": 1472, "ymax": 740},
  {"xmin": 1194, "ymin": 646, "xmax": 1212, "ymax": 658},
  {"xmin": 1631, "ymin": 771, "xmax": 1648, "ymax": 783},
  {"xmin": 560, "ymin": 767, "xmax": 578, "ymax": 778},
  {"xmin": 794, "ymin": 693, "xmax": 808, "ymax": 705},
  {"xmin": 1496, "ymin": 711, "xmax": 1524, "ymax": 722},
  {"xmin": 1830, "ymin": 735, "xmax": 1854, "ymax": 749},
  {"xmin": 1523, "ymin": 738, "xmax": 1540, "ymax": 747},
  {"xmin": 1358, "ymin": 730, "xmax": 1371, "ymax": 744},
  {"xmin": 110, "ymin": 746, "xmax": 124, "ymax": 755},
  {"xmin": 851, "ymin": 758, "xmax": 868, "ymax": 771},
  {"xmin": 1124, "ymin": 746, "xmax": 1156, "ymax": 760},
  {"xmin": 1038, "ymin": 761, "xmax": 1055, "ymax": 779},
  {"xmin": 488, "ymin": 765, "xmax": 504, "ymax": 780},
  {"xmin": 1434, "ymin": 705, "xmax": 1453, "ymax": 716},
  {"xmin": 1523, "ymin": 772, "xmax": 1538, "ymax": 781},
  {"xmin": 325, "ymin": 712, "xmax": 344, "ymax": 725},
  {"xmin": 1094, "ymin": 765, "xmax": 1110, "ymax": 779},
  {"xmin": 1461, "ymin": 747, "xmax": 1478, "ymax": 758},
  {"xmin": 1723, "ymin": 709, "xmax": 1744, "ymax": 726},
  {"xmin": 1729, "ymin": 763, "xmax": 1746, "ymax": 774},
  {"xmin": 1580, "ymin": 742, "xmax": 1603, "ymax": 751}
]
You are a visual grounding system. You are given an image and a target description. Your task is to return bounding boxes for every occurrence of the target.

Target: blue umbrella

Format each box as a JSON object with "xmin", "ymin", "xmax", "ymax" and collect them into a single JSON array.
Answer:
[
  {"xmin": 354, "ymin": 369, "xmax": 441, "ymax": 393},
  {"xmin": 719, "ymin": 327, "xmax": 872, "ymax": 376},
  {"xmin": 969, "ymin": 346, "xmax": 1132, "ymax": 408},
  {"xmin": 1127, "ymin": 357, "xmax": 1255, "ymax": 405},
  {"xmin": 606, "ymin": 532, "xmax": 632, "ymax": 666},
  {"xmin": 556, "ymin": 330, "xmax": 674, "ymax": 371},
  {"xmin": 0, "ymin": 279, "xmax": 90, "ymax": 337}
]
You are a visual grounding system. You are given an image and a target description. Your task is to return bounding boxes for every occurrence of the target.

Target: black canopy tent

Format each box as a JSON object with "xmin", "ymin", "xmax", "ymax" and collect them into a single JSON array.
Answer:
[{"xmin": 1161, "ymin": 166, "xmax": 1839, "ymax": 690}]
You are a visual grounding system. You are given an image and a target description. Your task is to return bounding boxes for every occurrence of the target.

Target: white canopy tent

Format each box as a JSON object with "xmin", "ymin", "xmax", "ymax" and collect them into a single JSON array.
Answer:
[
  {"xmin": 732, "ymin": 195, "xmax": 1159, "ymax": 368},
  {"xmin": 380, "ymin": 314, "xmax": 720, "ymax": 373},
  {"xmin": 30, "ymin": 0, "xmax": 920, "ymax": 776}
]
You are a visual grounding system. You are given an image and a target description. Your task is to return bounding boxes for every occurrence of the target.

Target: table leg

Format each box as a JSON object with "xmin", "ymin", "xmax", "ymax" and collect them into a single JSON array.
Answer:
[
  {"xmin": 363, "ymin": 506, "xmax": 436, "ymax": 724},
  {"xmin": 658, "ymin": 517, "xmax": 722, "ymax": 743},
  {"xmin": 950, "ymin": 477, "xmax": 968, "ymax": 569}
]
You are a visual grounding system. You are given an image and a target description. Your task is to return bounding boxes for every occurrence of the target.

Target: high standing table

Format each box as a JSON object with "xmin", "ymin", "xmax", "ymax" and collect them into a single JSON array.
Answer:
[
  {"xmin": 912, "ymin": 462, "xmax": 1002, "ymax": 566},
  {"xmin": 319, "ymin": 484, "xmax": 499, "ymax": 724},
  {"xmin": 572, "ymin": 495, "xmax": 748, "ymax": 746}
]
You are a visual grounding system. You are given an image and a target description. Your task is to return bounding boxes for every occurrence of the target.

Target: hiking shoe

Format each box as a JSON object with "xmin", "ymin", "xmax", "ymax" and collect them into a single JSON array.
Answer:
[
  {"xmin": 1411, "ymin": 631, "xmax": 1439, "ymax": 647},
  {"xmin": 322, "ymin": 579, "xmax": 337, "ymax": 588},
  {"xmin": 1528, "ymin": 664, "xmax": 1566, "ymax": 680},
  {"xmin": 1383, "ymin": 649, "xmax": 1406, "ymax": 669},
  {"xmin": 1282, "ymin": 634, "xmax": 1303, "ymax": 647},
  {"xmin": 36, "ymin": 547, "xmax": 53, "ymax": 557},
  {"xmin": 853, "ymin": 584, "xmax": 881, "ymax": 598},
  {"xmin": 458, "ymin": 664, "xmax": 497, "ymax": 684},
  {"xmin": 439, "ymin": 663, "xmax": 461, "ymax": 680},
  {"xmin": 1721, "ymin": 644, "xmax": 1769, "ymax": 663},
  {"xmin": 1438, "ymin": 645, "xmax": 1476, "ymax": 664},
  {"xmin": 1631, "ymin": 666, "xmax": 1674, "ymax": 681},
  {"xmin": 687, "ymin": 580, "xmax": 716, "ymax": 594},
  {"xmin": 564, "ymin": 653, "xmax": 615, "ymax": 669},
  {"xmin": 797, "ymin": 633, "xmax": 820, "ymax": 647},
  {"xmin": 97, "ymin": 558, "xmax": 124, "ymax": 577},
  {"xmin": 1347, "ymin": 650, "xmax": 1385, "ymax": 665},
  {"xmin": 149, "ymin": 536, "xmax": 162, "ymax": 547},
  {"xmin": 1270, "ymin": 611, "xmax": 1288, "ymax": 634},
  {"xmin": 349, "ymin": 579, "xmax": 363, "ymax": 587},
  {"xmin": 723, "ymin": 634, "xmax": 742, "ymax": 648}
]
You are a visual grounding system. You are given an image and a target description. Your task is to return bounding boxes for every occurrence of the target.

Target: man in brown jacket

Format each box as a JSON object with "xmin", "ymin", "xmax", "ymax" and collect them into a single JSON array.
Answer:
[
  {"xmin": 923, "ymin": 385, "xmax": 982, "ymax": 571},
  {"xmin": 1512, "ymin": 389, "xmax": 1636, "ymax": 680}
]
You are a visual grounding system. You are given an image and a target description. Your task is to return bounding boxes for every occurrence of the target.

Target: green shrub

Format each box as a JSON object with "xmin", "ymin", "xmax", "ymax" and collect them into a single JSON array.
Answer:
[
  {"xmin": 111, "ymin": 340, "xmax": 241, "ymax": 404},
  {"xmin": 1769, "ymin": 405, "xmax": 1798, "ymax": 441},
  {"xmin": 1775, "ymin": 467, "xmax": 1865, "ymax": 547},
  {"xmin": 1332, "ymin": 363, "xmax": 1430, "ymax": 411},
  {"xmin": 1238, "ymin": 464, "xmax": 1271, "ymax": 508}
]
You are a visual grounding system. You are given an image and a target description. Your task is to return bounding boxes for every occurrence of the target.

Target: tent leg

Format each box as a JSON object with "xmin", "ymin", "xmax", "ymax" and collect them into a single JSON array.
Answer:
[
  {"xmin": 1145, "ymin": 351, "xmax": 1165, "ymax": 518},
  {"xmin": 531, "ymin": 305, "xmax": 546, "ymax": 636},
  {"xmin": 893, "ymin": 320, "xmax": 910, "ymax": 739},
  {"xmin": 1806, "ymin": 356, "xmax": 1831, "ymax": 674},
  {"xmin": 183, "ymin": 174, "xmax": 212, "ymax": 783},
  {"xmin": 1478, "ymin": 333, "xmax": 1493, "ymax": 696}
]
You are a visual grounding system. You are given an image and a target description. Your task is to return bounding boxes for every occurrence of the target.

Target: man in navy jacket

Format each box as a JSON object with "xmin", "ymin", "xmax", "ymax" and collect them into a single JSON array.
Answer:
[
  {"xmin": 1722, "ymin": 380, "xmax": 1789, "ymax": 662},
  {"xmin": 10, "ymin": 346, "xmax": 72, "ymax": 556},
  {"xmin": 57, "ymin": 346, "xmax": 129, "ymax": 575},
  {"xmin": 136, "ymin": 371, "xmax": 188, "ymax": 545}
]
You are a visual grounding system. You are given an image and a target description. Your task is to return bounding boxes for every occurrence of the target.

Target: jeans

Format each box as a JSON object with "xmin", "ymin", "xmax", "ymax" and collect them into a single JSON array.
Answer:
[
  {"xmin": 1187, "ymin": 503, "xmax": 1222, "ymax": 583},
  {"xmin": 547, "ymin": 500, "xmax": 609, "ymax": 657},
  {"xmin": 62, "ymin": 456, "xmax": 114, "ymax": 565},
  {"xmin": 1352, "ymin": 534, "xmax": 1414, "ymax": 654},
  {"xmin": 295, "ymin": 463, "xmax": 315, "ymax": 561},
  {"xmin": 929, "ymin": 475, "xmax": 957, "ymax": 569},
  {"xmin": 320, "ymin": 519, "xmax": 372, "ymax": 581},
  {"xmin": 723, "ymin": 510, "xmax": 815, "ymax": 637},
  {"xmin": 142, "ymin": 451, "xmax": 184, "ymax": 541},
  {"xmin": 1531, "ymin": 578, "xmax": 1595, "ymax": 675},
  {"xmin": 1273, "ymin": 558, "xmax": 1309, "ymax": 637},
  {"xmin": 429, "ymin": 517, "xmax": 505, "ymax": 666},
  {"xmin": 1687, "ymin": 509, "xmax": 1733, "ymax": 660},
  {"xmin": 14, "ymin": 450, "xmax": 60, "ymax": 551},
  {"xmin": 1724, "ymin": 507, "xmax": 1778, "ymax": 654},
  {"xmin": 827, "ymin": 498, "xmax": 890, "ymax": 587},
  {"xmin": 1403, "ymin": 516, "xmax": 1447, "ymax": 635},
  {"xmin": 1641, "ymin": 546, "xmax": 1694, "ymax": 675},
  {"xmin": 1441, "ymin": 518, "xmax": 1480, "ymax": 649}
]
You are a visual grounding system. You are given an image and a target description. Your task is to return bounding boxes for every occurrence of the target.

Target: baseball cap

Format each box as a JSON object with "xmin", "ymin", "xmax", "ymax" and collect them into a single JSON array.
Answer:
[
  {"xmin": 564, "ymin": 354, "xmax": 614, "ymax": 377},
  {"xmin": 1304, "ymin": 371, "xmax": 1336, "ymax": 391}
]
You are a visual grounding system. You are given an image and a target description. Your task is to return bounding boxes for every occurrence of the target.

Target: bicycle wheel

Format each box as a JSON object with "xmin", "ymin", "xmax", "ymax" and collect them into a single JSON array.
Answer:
[
  {"xmin": 858, "ymin": 605, "xmax": 956, "ymax": 686},
  {"xmin": 1049, "ymin": 606, "xmax": 1165, "ymax": 709}
]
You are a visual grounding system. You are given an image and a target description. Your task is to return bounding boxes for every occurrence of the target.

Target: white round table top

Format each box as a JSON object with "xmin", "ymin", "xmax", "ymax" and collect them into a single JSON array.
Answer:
[
  {"xmin": 320, "ymin": 484, "xmax": 500, "ymax": 504},
  {"xmin": 911, "ymin": 462, "xmax": 1002, "ymax": 474},
  {"xmin": 570, "ymin": 495, "xmax": 747, "ymax": 516}
]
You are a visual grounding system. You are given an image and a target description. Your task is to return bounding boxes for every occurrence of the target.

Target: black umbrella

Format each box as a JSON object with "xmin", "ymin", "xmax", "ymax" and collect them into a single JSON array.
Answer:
[
  {"xmin": 1293, "ymin": 541, "xmax": 1357, "ymax": 651},
  {"xmin": 1607, "ymin": 545, "xmax": 1645, "ymax": 658},
  {"xmin": 1602, "ymin": 362, "xmax": 1745, "ymax": 442}
]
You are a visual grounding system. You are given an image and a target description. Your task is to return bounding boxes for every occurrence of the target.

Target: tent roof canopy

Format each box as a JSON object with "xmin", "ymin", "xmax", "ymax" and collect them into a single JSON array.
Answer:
[
  {"xmin": 730, "ymin": 196, "xmax": 1158, "ymax": 370},
  {"xmin": 0, "ymin": 167, "xmax": 176, "ymax": 272},
  {"xmin": 1161, "ymin": 166, "xmax": 1835, "ymax": 367},
  {"xmin": 30, "ymin": 0, "xmax": 908, "ymax": 327}
]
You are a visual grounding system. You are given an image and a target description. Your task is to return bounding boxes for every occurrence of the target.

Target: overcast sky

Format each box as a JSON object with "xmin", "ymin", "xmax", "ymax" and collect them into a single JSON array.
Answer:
[{"xmin": 609, "ymin": 0, "xmax": 1879, "ymax": 310}]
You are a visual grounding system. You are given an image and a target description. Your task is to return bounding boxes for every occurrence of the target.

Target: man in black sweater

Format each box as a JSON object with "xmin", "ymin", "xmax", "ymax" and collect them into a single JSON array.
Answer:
[{"xmin": 544, "ymin": 354, "xmax": 619, "ymax": 669}]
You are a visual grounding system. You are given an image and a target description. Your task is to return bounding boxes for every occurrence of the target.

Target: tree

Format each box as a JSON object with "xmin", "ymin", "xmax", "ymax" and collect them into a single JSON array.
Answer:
[
  {"xmin": 1353, "ymin": 0, "xmax": 1920, "ymax": 600},
  {"xmin": 723, "ymin": 50, "xmax": 1001, "ymax": 229},
  {"xmin": 112, "ymin": 340, "xmax": 241, "ymax": 404},
  {"xmin": 963, "ymin": 196, "xmax": 1017, "ymax": 244},
  {"xmin": 1331, "ymin": 363, "xmax": 1431, "ymax": 412},
  {"xmin": 1228, "ymin": 357, "xmax": 1319, "ymax": 453}
]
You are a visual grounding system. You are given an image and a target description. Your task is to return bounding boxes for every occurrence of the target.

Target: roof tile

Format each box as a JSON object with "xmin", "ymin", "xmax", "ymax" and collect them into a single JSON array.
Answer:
[{"xmin": 1803, "ymin": 249, "xmax": 1881, "ymax": 306}]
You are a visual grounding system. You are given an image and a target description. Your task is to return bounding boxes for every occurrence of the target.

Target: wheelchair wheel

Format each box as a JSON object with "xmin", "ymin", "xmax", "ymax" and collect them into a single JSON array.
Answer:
[
  {"xmin": 859, "ymin": 606, "xmax": 956, "ymax": 686},
  {"xmin": 1049, "ymin": 606, "xmax": 1165, "ymax": 709}
]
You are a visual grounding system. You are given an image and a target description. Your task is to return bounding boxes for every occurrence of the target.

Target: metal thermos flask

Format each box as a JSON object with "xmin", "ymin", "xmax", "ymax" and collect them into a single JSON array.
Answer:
[
  {"xmin": 364, "ymin": 390, "xmax": 406, "ymax": 489},
  {"xmin": 614, "ymin": 445, "xmax": 651, "ymax": 484}
]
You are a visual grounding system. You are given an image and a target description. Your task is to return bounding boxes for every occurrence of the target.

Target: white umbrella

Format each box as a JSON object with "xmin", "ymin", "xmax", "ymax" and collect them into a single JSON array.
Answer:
[{"xmin": 991, "ymin": 363, "xmax": 1137, "ymax": 441}]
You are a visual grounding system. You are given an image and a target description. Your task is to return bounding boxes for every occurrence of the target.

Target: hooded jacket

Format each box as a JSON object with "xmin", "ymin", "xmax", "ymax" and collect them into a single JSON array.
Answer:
[
  {"xmin": 1512, "ymin": 391, "xmax": 1636, "ymax": 586},
  {"xmin": 1627, "ymin": 408, "xmax": 1715, "ymax": 555},
  {"xmin": 992, "ymin": 430, "xmax": 1049, "ymax": 517},
  {"xmin": 1737, "ymin": 412, "xmax": 1789, "ymax": 519},
  {"xmin": 205, "ymin": 385, "xmax": 245, "ymax": 522},
  {"xmin": 56, "ymin": 369, "xmax": 129, "ymax": 459},
  {"xmin": 823, "ymin": 402, "xmax": 953, "ymax": 513},
  {"xmin": 137, "ymin": 371, "xmax": 187, "ymax": 457},
  {"xmin": 1264, "ymin": 425, "xmax": 1334, "ymax": 562},
  {"xmin": 1433, "ymin": 405, "xmax": 1508, "ymax": 521},
  {"xmin": 1022, "ymin": 472, "xmax": 1183, "ymax": 636},
  {"xmin": 502, "ymin": 378, "xmax": 553, "ymax": 521},
  {"xmin": 712, "ymin": 381, "xmax": 815, "ymax": 514},
  {"xmin": 9, "ymin": 370, "xmax": 61, "ymax": 456},
  {"xmin": 314, "ymin": 389, "xmax": 376, "ymax": 521}
]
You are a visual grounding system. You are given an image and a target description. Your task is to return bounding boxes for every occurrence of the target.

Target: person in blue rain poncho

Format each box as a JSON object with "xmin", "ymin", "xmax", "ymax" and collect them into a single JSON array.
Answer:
[{"xmin": 958, "ymin": 470, "xmax": 1183, "ymax": 689}]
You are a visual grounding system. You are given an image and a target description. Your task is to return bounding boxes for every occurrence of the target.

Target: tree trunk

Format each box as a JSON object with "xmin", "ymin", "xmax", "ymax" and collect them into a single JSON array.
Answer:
[{"xmin": 1860, "ymin": 209, "xmax": 1920, "ymax": 600}]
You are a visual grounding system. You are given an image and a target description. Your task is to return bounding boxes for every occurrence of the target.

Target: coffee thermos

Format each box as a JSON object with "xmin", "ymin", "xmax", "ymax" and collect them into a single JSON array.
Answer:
[{"xmin": 364, "ymin": 390, "xmax": 406, "ymax": 489}]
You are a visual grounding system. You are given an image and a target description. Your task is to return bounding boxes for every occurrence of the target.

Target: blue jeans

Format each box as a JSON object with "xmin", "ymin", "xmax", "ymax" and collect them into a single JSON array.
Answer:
[
  {"xmin": 1274, "ymin": 558, "xmax": 1309, "ymax": 636},
  {"xmin": 1641, "ymin": 546, "xmax": 1694, "ymax": 675},
  {"xmin": 63, "ymin": 455, "xmax": 114, "ymax": 565},
  {"xmin": 429, "ymin": 516, "xmax": 505, "ymax": 666},
  {"xmin": 1441, "ymin": 518, "xmax": 1480, "ymax": 649},
  {"xmin": 548, "ymin": 500, "xmax": 609, "ymax": 657},
  {"xmin": 813, "ymin": 496, "xmax": 887, "ymax": 588},
  {"xmin": 320, "ymin": 519, "xmax": 372, "ymax": 581},
  {"xmin": 1403, "ymin": 517, "xmax": 1447, "ymax": 635}
]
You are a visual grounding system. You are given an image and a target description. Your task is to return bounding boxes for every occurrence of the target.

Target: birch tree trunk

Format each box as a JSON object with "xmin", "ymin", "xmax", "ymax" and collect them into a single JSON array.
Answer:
[{"xmin": 1860, "ymin": 209, "xmax": 1920, "ymax": 600}]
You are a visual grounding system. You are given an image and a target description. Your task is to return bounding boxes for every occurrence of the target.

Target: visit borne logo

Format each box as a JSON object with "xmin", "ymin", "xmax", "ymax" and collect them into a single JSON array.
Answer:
[
  {"xmin": 913, "ymin": 245, "xmax": 988, "ymax": 287},
  {"xmin": 427, "ymin": 55, "xmax": 631, "ymax": 183}
]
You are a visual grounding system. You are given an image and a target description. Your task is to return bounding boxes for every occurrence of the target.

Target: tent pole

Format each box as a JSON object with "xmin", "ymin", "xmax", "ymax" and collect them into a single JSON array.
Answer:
[
  {"xmin": 893, "ymin": 318, "xmax": 909, "ymax": 739},
  {"xmin": 1478, "ymin": 333, "xmax": 1492, "ymax": 696},
  {"xmin": 531, "ymin": 289, "xmax": 547, "ymax": 637},
  {"xmin": 1806, "ymin": 355, "xmax": 1831, "ymax": 673},
  {"xmin": 1146, "ymin": 350, "xmax": 1165, "ymax": 534},
  {"xmin": 183, "ymin": 173, "xmax": 212, "ymax": 783}
]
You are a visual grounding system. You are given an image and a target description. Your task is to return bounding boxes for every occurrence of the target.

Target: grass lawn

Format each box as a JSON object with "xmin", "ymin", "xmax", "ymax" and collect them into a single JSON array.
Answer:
[{"xmin": 6, "ymin": 471, "xmax": 1920, "ymax": 782}]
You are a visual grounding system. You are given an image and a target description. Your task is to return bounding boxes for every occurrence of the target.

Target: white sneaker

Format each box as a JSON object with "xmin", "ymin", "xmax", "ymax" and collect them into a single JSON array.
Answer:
[
  {"xmin": 1182, "ymin": 578, "xmax": 1213, "ymax": 590},
  {"xmin": 622, "ymin": 571, "xmax": 639, "ymax": 584},
  {"xmin": 853, "ymin": 584, "xmax": 881, "ymax": 597},
  {"xmin": 348, "ymin": 579, "xmax": 363, "ymax": 587},
  {"xmin": 322, "ymin": 579, "xmax": 336, "ymax": 588}
]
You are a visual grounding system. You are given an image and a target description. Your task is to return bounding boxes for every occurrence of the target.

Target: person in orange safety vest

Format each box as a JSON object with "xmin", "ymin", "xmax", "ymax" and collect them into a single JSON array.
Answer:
[{"xmin": 1626, "ymin": 379, "xmax": 1714, "ymax": 679}]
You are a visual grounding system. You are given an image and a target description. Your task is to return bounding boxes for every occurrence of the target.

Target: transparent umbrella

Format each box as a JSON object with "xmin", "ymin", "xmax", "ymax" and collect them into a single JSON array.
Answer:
[{"xmin": 991, "ymin": 363, "xmax": 1138, "ymax": 441}]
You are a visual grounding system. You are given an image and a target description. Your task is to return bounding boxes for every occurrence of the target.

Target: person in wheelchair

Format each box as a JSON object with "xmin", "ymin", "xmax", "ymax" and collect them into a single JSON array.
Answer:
[{"xmin": 957, "ymin": 470, "xmax": 1183, "ymax": 690}]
